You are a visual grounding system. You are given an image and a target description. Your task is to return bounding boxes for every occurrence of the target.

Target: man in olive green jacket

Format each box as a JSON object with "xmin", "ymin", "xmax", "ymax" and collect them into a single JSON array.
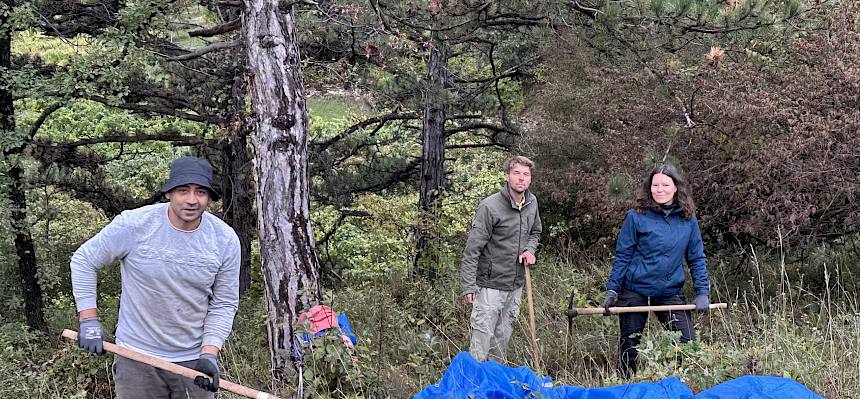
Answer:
[{"xmin": 460, "ymin": 156, "xmax": 542, "ymax": 362}]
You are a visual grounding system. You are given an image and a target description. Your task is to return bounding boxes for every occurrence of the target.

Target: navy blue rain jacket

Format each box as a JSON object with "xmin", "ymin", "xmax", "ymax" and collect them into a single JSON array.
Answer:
[{"xmin": 606, "ymin": 207, "xmax": 709, "ymax": 298}]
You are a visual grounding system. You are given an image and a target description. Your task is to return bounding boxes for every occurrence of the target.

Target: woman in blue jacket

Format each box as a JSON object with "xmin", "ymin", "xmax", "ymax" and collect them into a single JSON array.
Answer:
[{"xmin": 602, "ymin": 164, "xmax": 710, "ymax": 378}]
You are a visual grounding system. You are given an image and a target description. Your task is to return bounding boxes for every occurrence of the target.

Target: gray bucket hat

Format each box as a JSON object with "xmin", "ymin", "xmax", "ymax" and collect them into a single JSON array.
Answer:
[{"xmin": 160, "ymin": 156, "xmax": 220, "ymax": 201}]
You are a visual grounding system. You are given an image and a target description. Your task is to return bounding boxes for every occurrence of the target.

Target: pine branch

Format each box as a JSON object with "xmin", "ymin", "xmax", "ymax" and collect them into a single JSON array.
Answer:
[
  {"xmin": 28, "ymin": 103, "xmax": 64, "ymax": 138},
  {"xmin": 37, "ymin": 133, "xmax": 215, "ymax": 148},
  {"xmin": 166, "ymin": 40, "xmax": 242, "ymax": 61},
  {"xmin": 313, "ymin": 111, "xmax": 421, "ymax": 152},
  {"xmin": 188, "ymin": 19, "xmax": 241, "ymax": 37},
  {"xmin": 81, "ymin": 94, "xmax": 224, "ymax": 124},
  {"xmin": 317, "ymin": 209, "xmax": 371, "ymax": 246}
]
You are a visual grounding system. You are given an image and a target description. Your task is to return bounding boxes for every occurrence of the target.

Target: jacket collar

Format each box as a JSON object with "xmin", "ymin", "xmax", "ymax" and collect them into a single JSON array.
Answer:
[
  {"xmin": 649, "ymin": 204, "xmax": 684, "ymax": 217},
  {"xmin": 500, "ymin": 184, "xmax": 534, "ymax": 209}
]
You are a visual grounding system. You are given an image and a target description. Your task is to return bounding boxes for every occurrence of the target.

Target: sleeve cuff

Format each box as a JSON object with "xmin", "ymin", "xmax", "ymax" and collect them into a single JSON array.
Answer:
[
  {"xmin": 75, "ymin": 296, "xmax": 97, "ymax": 312},
  {"xmin": 202, "ymin": 335, "xmax": 225, "ymax": 350}
]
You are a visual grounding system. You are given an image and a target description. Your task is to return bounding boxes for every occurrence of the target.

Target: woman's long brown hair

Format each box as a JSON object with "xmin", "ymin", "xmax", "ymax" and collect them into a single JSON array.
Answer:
[{"xmin": 632, "ymin": 164, "xmax": 696, "ymax": 218}]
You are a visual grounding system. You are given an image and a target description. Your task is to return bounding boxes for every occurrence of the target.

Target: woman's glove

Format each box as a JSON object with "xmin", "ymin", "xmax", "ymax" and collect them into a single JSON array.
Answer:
[
  {"xmin": 602, "ymin": 290, "xmax": 618, "ymax": 315},
  {"xmin": 694, "ymin": 294, "xmax": 710, "ymax": 313}
]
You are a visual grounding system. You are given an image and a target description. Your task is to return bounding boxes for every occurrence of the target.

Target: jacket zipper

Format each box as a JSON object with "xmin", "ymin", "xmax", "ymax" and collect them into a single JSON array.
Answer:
[{"xmin": 515, "ymin": 201, "xmax": 523, "ymax": 289}]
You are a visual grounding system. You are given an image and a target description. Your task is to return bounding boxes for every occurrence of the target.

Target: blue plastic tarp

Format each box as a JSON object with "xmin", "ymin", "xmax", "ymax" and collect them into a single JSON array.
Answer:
[
  {"xmin": 413, "ymin": 352, "xmax": 824, "ymax": 399},
  {"xmin": 694, "ymin": 376, "xmax": 824, "ymax": 399}
]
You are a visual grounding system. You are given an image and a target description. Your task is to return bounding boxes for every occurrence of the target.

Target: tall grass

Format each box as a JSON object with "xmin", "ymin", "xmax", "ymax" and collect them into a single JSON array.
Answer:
[
  {"xmin": 517, "ymin": 251, "xmax": 857, "ymax": 397},
  {"xmin": 1, "ymin": 245, "xmax": 857, "ymax": 398},
  {"xmin": 311, "ymin": 246, "xmax": 859, "ymax": 398}
]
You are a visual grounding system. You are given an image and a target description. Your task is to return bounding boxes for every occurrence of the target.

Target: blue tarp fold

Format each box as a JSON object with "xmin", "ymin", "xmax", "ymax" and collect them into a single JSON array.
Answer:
[{"xmin": 413, "ymin": 352, "xmax": 823, "ymax": 399}]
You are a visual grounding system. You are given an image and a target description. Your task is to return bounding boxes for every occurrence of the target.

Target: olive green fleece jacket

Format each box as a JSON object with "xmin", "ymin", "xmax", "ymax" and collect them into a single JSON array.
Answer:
[{"xmin": 460, "ymin": 186, "xmax": 542, "ymax": 296}]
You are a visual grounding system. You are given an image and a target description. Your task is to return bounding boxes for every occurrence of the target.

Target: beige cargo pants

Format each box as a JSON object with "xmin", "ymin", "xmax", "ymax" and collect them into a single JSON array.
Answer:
[{"xmin": 469, "ymin": 286, "xmax": 523, "ymax": 362}]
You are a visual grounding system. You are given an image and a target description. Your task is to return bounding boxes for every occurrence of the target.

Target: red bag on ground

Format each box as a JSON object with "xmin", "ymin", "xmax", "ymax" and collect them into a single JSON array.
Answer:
[{"xmin": 297, "ymin": 305, "xmax": 337, "ymax": 334}]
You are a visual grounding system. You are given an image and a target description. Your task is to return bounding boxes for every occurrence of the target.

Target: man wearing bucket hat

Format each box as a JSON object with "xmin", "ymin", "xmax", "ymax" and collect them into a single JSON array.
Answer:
[{"xmin": 70, "ymin": 156, "xmax": 240, "ymax": 398}]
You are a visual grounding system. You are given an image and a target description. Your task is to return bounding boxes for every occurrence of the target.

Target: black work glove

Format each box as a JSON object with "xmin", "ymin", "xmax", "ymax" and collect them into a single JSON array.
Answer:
[
  {"xmin": 602, "ymin": 290, "xmax": 618, "ymax": 315},
  {"xmin": 694, "ymin": 294, "xmax": 710, "ymax": 313},
  {"xmin": 78, "ymin": 317, "xmax": 104, "ymax": 355},
  {"xmin": 192, "ymin": 353, "xmax": 220, "ymax": 392}
]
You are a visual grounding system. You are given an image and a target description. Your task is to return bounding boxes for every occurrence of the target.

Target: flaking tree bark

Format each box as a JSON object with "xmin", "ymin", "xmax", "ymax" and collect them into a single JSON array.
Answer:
[{"xmin": 242, "ymin": 0, "xmax": 322, "ymax": 374}]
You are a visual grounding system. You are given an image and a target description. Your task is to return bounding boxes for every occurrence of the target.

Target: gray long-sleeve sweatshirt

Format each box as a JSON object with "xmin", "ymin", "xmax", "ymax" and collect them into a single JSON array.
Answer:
[{"xmin": 71, "ymin": 203, "xmax": 240, "ymax": 362}]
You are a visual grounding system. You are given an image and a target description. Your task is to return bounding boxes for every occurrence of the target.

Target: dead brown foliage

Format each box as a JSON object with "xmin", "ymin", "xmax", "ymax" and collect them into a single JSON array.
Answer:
[{"xmin": 527, "ymin": 7, "xmax": 859, "ymax": 248}]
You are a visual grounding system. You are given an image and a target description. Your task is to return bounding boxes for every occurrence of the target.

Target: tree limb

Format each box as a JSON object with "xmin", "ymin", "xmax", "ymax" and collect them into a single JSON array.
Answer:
[
  {"xmin": 43, "ymin": 173, "xmax": 162, "ymax": 217},
  {"xmin": 348, "ymin": 158, "xmax": 421, "ymax": 194},
  {"xmin": 188, "ymin": 19, "xmax": 241, "ymax": 37},
  {"xmin": 480, "ymin": 17, "xmax": 545, "ymax": 28},
  {"xmin": 167, "ymin": 40, "xmax": 243, "ymax": 61},
  {"xmin": 278, "ymin": 0, "xmax": 318, "ymax": 11},
  {"xmin": 452, "ymin": 70, "xmax": 520, "ymax": 84},
  {"xmin": 81, "ymin": 94, "xmax": 224, "ymax": 125},
  {"xmin": 200, "ymin": 0, "xmax": 243, "ymax": 6},
  {"xmin": 681, "ymin": 22, "xmax": 776, "ymax": 35},
  {"xmin": 446, "ymin": 142, "xmax": 508, "ymax": 150},
  {"xmin": 444, "ymin": 122, "xmax": 515, "ymax": 137},
  {"xmin": 313, "ymin": 111, "xmax": 421, "ymax": 152},
  {"xmin": 28, "ymin": 103, "xmax": 64, "ymax": 138},
  {"xmin": 571, "ymin": 1, "xmax": 601, "ymax": 20},
  {"xmin": 36, "ymin": 133, "xmax": 215, "ymax": 148},
  {"xmin": 35, "ymin": 0, "xmax": 122, "ymax": 38},
  {"xmin": 317, "ymin": 209, "xmax": 371, "ymax": 247}
]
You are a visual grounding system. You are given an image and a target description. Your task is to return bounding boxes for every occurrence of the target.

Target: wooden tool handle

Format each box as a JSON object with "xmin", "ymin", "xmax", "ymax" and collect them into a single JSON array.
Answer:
[
  {"xmin": 62, "ymin": 329, "xmax": 280, "ymax": 399},
  {"xmin": 524, "ymin": 265, "xmax": 541, "ymax": 372},
  {"xmin": 574, "ymin": 303, "xmax": 728, "ymax": 315},
  {"xmin": 574, "ymin": 302, "xmax": 728, "ymax": 315}
]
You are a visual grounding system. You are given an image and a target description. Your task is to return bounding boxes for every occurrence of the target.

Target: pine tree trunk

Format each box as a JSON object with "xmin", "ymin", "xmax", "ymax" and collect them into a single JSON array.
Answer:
[
  {"xmin": 9, "ymin": 166, "xmax": 46, "ymax": 331},
  {"xmin": 218, "ymin": 47, "xmax": 254, "ymax": 295},
  {"xmin": 241, "ymin": 0, "xmax": 321, "ymax": 374},
  {"xmin": 2, "ymin": 1, "xmax": 46, "ymax": 331},
  {"xmin": 220, "ymin": 130, "xmax": 254, "ymax": 295},
  {"xmin": 413, "ymin": 36, "xmax": 449, "ymax": 281}
]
